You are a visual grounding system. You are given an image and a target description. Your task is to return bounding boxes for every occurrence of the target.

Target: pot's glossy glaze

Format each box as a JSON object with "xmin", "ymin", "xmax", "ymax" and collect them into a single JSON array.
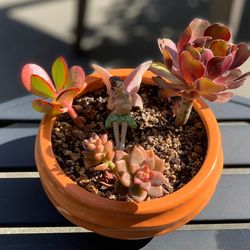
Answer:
[{"xmin": 35, "ymin": 69, "xmax": 223, "ymax": 239}]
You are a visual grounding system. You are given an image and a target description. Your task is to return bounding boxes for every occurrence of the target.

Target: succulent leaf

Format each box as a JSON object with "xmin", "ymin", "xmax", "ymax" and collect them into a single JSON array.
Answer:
[
  {"xmin": 100, "ymin": 134, "xmax": 108, "ymax": 144},
  {"xmin": 115, "ymin": 150, "xmax": 128, "ymax": 161},
  {"xmin": 150, "ymin": 172, "xmax": 166, "ymax": 186},
  {"xmin": 120, "ymin": 172, "xmax": 132, "ymax": 187},
  {"xmin": 189, "ymin": 18, "xmax": 210, "ymax": 41},
  {"xmin": 56, "ymin": 88, "xmax": 80, "ymax": 108},
  {"xmin": 115, "ymin": 159, "xmax": 127, "ymax": 173},
  {"xmin": 52, "ymin": 56, "xmax": 68, "ymax": 91},
  {"xmin": 226, "ymin": 72, "xmax": 250, "ymax": 89},
  {"xmin": 129, "ymin": 146, "xmax": 145, "ymax": 165},
  {"xmin": 180, "ymin": 51, "xmax": 205, "ymax": 84},
  {"xmin": 134, "ymin": 178, "xmax": 151, "ymax": 191},
  {"xmin": 31, "ymin": 75, "xmax": 56, "ymax": 98},
  {"xmin": 21, "ymin": 63, "xmax": 55, "ymax": 93},
  {"xmin": 177, "ymin": 25, "xmax": 192, "ymax": 51},
  {"xmin": 152, "ymin": 155, "xmax": 165, "ymax": 172},
  {"xmin": 32, "ymin": 99, "xmax": 64, "ymax": 114},
  {"xmin": 193, "ymin": 36, "xmax": 212, "ymax": 47},
  {"xmin": 147, "ymin": 186, "xmax": 163, "ymax": 198},
  {"xmin": 209, "ymin": 40, "xmax": 228, "ymax": 57},
  {"xmin": 181, "ymin": 44, "xmax": 201, "ymax": 60},
  {"xmin": 200, "ymin": 48, "xmax": 214, "ymax": 64},
  {"xmin": 94, "ymin": 163, "xmax": 109, "ymax": 171},
  {"xmin": 65, "ymin": 66, "xmax": 86, "ymax": 90},
  {"xmin": 204, "ymin": 23, "xmax": 231, "ymax": 41},
  {"xmin": 158, "ymin": 88, "xmax": 179, "ymax": 99},
  {"xmin": 129, "ymin": 163, "xmax": 140, "ymax": 174},
  {"xmin": 158, "ymin": 38, "xmax": 178, "ymax": 69},
  {"xmin": 196, "ymin": 78, "xmax": 226, "ymax": 95},
  {"xmin": 141, "ymin": 158, "xmax": 155, "ymax": 170},
  {"xmin": 150, "ymin": 62, "xmax": 183, "ymax": 84},
  {"xmin": 207, "ymin": 55, "xmax": 234, "ymax": 80},
  {"xmin": 129, "ymin": 185, "xmax": 148, "ymax": 203},
  {"xmin": 230, "ymin": 43, "xmax": 250, "ymax": 69},
  {"xmin": 203, "ymin": 91, "xmax": 234, "ymax": 103}
]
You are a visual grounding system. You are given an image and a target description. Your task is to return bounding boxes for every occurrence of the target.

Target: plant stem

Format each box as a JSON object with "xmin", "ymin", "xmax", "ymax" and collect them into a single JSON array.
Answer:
[
  {"xmin": 175, "ymin": 98, "xmax": 193, "ymax": 127},
  {"xmin": 67, "ymin": 106, "xmax": 84, "ymax": 129}
]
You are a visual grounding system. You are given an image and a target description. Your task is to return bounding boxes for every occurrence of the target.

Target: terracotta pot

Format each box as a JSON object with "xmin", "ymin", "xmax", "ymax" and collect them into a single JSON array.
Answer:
[{"xmin": 35, "ymin": 69, "xmax": 223, "ymax": 240}]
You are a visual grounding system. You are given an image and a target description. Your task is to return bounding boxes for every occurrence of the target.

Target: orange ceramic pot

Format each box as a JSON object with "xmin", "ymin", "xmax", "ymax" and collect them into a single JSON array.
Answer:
[{"xmin": 35, "ymin": 69, "xmax": 223, "ymax": 240}]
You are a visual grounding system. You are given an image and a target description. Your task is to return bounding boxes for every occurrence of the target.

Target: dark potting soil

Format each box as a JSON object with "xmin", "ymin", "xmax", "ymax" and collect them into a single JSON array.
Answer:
[{"xmin": 52, "ymin": 85, "xmax": 207, "ymax": 201}]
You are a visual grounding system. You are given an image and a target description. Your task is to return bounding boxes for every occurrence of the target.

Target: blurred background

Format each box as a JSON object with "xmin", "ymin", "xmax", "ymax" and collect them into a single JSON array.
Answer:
[{"xmin": 0, "ymin": 0, "xmax": 249, "ymax": 103}]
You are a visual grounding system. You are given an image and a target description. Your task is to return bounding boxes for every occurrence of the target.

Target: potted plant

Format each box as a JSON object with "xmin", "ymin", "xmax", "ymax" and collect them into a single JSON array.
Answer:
[{"xmin": 20, "ymin": 18, "xmax": 250, "ymax": 240}]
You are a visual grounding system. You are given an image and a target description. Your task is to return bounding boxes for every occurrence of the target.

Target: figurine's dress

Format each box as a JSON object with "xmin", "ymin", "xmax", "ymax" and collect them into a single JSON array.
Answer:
[{"xmin": 105, "ymin": 89, "xmax": 137, "ymax": 129}]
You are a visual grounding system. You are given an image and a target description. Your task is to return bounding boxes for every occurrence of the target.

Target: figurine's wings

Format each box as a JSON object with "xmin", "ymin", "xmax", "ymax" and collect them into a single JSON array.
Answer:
[
  {"xmin": 123, "ymin": 61, "xmax": 152, "ymax": 109},
  {"xmin": 123, "ymin": 61, "xmax": 152, "ymax": 94},
  {"xmin": 92, "ymin": 64, "xmax": 112, "ymax": 95}
]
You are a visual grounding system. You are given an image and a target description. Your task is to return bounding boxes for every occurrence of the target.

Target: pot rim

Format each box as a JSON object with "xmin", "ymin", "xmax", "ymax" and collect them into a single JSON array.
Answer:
[{"xmin": 37, "ymin": 68, "xmax": 222, "ymax": 214}]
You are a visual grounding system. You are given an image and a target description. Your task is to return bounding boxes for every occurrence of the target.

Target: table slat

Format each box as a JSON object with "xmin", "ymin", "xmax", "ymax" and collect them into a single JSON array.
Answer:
[
  {"xmin": 0, "ymin": 129, "xmax": 37, "ymax": 169},
  {"xmin": 0, "ymin": 229, "xmax": 249, "ymax": 250},
  {"xmin": 0, "ymin": 175, "xmax": 249, "ymax": 226},
  {"xmin": 220, "ymin": 123, "xmax": 250, "ymax": 165},
  {"xmin": 0, "ymin": 178, "xmax": 69, "ymax": 226},
  {"xmin": 0, "ymin": 95, "xmax": 42, "ymax": 121},
  {"xmin": 209, "ymin": 101, "xmax": 250, "ymax": 120}
]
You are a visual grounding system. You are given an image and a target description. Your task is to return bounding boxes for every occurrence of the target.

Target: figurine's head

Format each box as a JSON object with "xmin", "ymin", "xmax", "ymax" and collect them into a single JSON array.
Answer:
[{"xmin": 110, "ymin": 76, "xmax": 123, "ymax": 91}]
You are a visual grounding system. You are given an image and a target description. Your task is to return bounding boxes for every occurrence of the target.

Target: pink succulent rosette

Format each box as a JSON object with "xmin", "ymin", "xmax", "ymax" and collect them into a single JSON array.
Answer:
[
  {"xmin": 150, "ymin": 18, "xmax": 250, "ymax": 103},
  {"xmin": 82, "ymin": 133, "xmax": 115, "ymax": 171},
  {"xmin": 115, "ymin": 145, "xmax": 166, "ymax": 203}
]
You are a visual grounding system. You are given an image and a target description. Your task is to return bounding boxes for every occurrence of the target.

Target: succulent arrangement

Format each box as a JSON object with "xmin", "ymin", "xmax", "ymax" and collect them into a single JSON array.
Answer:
[{"xmin": 21, "ymin": 18, "xmax": 250, "ymax": 203}]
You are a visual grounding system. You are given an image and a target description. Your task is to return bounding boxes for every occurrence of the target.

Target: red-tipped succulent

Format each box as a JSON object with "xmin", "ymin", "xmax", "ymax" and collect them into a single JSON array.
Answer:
[
  {"xmin": 150, "ymin": 18, "xmax": 250, "ymax": 126},
  {"xmin": 21, "ymin": 56, "xmax": 86, "ymax": 128},
  {"xmin": 82, "ymin": 133, "xmax": 115, "ymax": 171},
  {"xmin": 115, "ymin": 145, "xmax": 166, "ymax": 203}
]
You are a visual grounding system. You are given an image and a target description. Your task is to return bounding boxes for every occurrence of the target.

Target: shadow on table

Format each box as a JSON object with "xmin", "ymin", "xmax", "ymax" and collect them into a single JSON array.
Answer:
[
  {"xmin": 0, "ymin": 232, "xmax": 152, "ymax": 250},
  {"xmin": 0, "ymin": 0, "xmax": 211, "ymax": 103},
  {"xmin": 0, "ymin": 135, "xmax": 36, "ymax": 170},
  {"xmin": 1, "ymin": 0, "xmax": 250, "ymax": 105}
]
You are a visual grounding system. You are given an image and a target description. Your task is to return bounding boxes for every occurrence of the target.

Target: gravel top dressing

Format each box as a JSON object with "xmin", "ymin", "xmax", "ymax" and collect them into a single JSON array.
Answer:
[{"xmin": 52, "ymin": 85, "xmax": 207, "ymax": 201}]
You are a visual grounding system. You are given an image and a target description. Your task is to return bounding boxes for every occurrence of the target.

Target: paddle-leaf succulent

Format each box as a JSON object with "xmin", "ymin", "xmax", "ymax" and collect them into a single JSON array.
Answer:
[{"xmin": 21, "ymin": 56, "xmax": 86, "ymax": 128}]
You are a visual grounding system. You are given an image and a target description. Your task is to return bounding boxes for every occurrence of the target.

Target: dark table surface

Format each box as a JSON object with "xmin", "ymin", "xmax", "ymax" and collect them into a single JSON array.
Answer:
[{"xmin": 0, "ymin": 95, "xmax": 250, "ymax": 250}]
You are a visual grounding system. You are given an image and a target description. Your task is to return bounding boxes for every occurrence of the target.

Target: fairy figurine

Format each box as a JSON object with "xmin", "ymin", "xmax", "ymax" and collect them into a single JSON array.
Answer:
[{"xmin": 92, "ymin": 61, "xmax": 152, "ymax": 150}]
